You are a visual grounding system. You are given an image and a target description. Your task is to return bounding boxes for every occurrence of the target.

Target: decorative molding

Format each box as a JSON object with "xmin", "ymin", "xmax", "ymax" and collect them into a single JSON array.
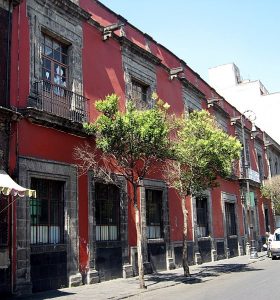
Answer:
[
  {"xmin": 35, "ymin": 0, "xmax": 91, "ymax": 21},
  {"xmin": 179, "ymin": 77, "xmax": 205, "ymax": 98},
  {"xmin": 20, "ymin": 107, "xmax": 88, "ymax": 137},
  {"xmin": 120, "ymin": 36, "xmax": 161, "ymax": 66}
]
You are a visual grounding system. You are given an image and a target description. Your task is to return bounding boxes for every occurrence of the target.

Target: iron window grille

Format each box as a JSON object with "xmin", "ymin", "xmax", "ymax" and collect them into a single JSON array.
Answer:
[
  {"xmin": 30, "ymin": 178, "xmax": 64, "ymax": 244},
  {"xmin": 0, "ymin": 195, "xmax": 8, "ymax": 246},
  {"xmin": 131, "ymin": 79, "xmax": 150, "ymax": 109},
  {"xmin": 196, "ymin": 196, "xmax": 209, "ymax": 238},
  {"xmin": 95, "ymin": 183, "xmax": 120, "ymax": 241},
  {"xmin": 225, "ymin": 202, "xmax": 237, "ymax": 236},
  {"xmin": 146, "ymin": 189, "xmax": 163, "ymax": 239},
  {"xmin": 264, "ymin": 208, "xmax": 270, "ymax": 233}
]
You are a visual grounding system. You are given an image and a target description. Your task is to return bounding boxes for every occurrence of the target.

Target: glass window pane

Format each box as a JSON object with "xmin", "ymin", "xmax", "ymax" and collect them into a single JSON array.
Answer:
[
  {"xmin": 54, "ymin": 50, "xmax": 61, "ymax": 62},
  {"xmin": 44, "ymin": 46, "xmax": 53, "ymax": 58},
  {"xmin": 42, "ymin": 58, "xmax": 51, "ymax": 70},
  {"xmin": 61, "ymin": 54, "xmax": 68, "ymax": 64},
  {"xmin": 42, "ymin": 68, "xmax": 51, "ymax": 81},
  {"xmin": 53, "ymin": 41, "xmax": 60, "ymax": 52},
  {"xmin": 61, "ymin": 45, "xmax": 68, "ymax": 55},
  {"xmin": 44, "ymin": 36, "xmax": 52, "ymax": 48}
]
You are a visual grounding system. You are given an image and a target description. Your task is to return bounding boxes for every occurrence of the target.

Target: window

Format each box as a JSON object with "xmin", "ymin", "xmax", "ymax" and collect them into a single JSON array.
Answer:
[
  {"xmin": 95, "ymin": 183, "xmax": 120, "ymax": 241},
  {"xmin": 264, "ymin": 208, "xmax": 270, "ymax": 233},
  {"xmin": 41, "ymin": 34, "xmax": 68, "ymax": 88},
  {"xmin": 225, "ymin": 202, "xmax": 237, "ymax": 236},
  {"xmin": 131, "ymin": 80, "xmax": 148, "ymax": 107},
  {"xmin": 240, "ymin": 139, "xmax": 250, "ymax": 175},
  {"xmin": 30, "ymin": 178, "xmax": 64, "ymax": 244},
  {"xmin": 0, "ymin": 196, "xmax": 8, "ymax": 246},
  {"xmin": 257, "ymin": 154, "xmax": 264, "ymax": 180},
  {"xmin": 275, "ymin": 160, "xmax": 278, "ymax": 175},
  {"xmin": 146, "ymin": 189, "xmax": 163, "ymax": 239},
  {"xmin": 269, "ymin": 158, "xmax": 272, "ymax": 177},
  {"xmin": 196, "ymin": 196, "xmax": 209, "ymax": 237}
]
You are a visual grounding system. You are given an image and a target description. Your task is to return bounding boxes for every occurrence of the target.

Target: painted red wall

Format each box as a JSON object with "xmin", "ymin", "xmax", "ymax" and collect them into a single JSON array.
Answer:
[
  {"xmin": 82, "ymin": 22, "xmax": 125, "ymax": 120},
  {"xmin": 10, "ymin": 1, "xmax": 30, "ymax": 108},
  {"xmin": 212, "ymin": 179, "xmax": 243, "ymax": 238},
  {"xmin": 156, "ymin": 68, "xmax": 184, "ymax": 115}
]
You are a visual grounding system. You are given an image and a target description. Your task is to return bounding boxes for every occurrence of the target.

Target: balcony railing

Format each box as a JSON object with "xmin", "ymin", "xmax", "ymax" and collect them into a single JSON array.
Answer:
[
  {"xmin": 240, "ymin": 163, "xmax": 260, "ymax": 183},
  {"xmin": 29, "ymin": 81, "xmax": 89, "ymax": 123}
]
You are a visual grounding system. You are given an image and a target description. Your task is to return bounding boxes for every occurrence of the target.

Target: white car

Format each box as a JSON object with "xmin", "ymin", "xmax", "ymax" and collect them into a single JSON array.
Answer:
[{"xmin": 270, "ymin": 228, "xmax": 280, "ymax": 260}]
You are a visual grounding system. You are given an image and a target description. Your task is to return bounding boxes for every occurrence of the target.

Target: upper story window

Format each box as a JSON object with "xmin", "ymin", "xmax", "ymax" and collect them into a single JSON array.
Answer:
[
  {"xmin": 269, "ymin": 158, "xmax": 272, "ymax": 177},
  {"xmin": 240, "ymin": 139, "xmax": 251, "ymax": 174},
  {"xmin": 131, "ymin": 79, "xmax": 148, "ymax": 108},
  {"xmin": 257, "ymin": 154, "xmax": 264, "ymax": 181},
  {"xmin": 41, "ymin": 34, "xmax": 68, "ymax": 88}
]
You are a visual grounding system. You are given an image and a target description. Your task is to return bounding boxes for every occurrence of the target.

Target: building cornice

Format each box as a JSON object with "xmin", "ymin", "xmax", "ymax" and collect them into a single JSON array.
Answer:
[
  {"xmin": 119, "ymin": 36, "xmax": 161, "ymax": 66},
  {"xmin": 35, "ymin": 0, "xmax": 91, "ymax": 21},
  {"xmin": 21, "ymin": 108, "xmax": 88, "ymax": 137},
  {"xmin": 180, "ymin": 77, "xmax": 205, "ymax": 98}
]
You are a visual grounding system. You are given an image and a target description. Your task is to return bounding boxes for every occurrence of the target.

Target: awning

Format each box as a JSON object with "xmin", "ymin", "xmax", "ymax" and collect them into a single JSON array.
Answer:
[{"xmin": 0, "ymin": 170, "xmax": 36, "ymax": 198}]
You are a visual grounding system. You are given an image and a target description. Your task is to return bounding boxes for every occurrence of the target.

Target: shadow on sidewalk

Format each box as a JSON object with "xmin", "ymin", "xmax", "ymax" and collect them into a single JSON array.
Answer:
[
  {"xmin": 8, "ymin": 290, "xmax": 76, "ymax": 300},
  {"xmin": 145, "ymin": 263, "xmax": 264, "ymax": 288}
]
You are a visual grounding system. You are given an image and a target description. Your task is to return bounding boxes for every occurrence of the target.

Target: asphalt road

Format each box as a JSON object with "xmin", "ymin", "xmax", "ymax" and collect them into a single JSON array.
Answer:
[{"xmin": 129, "ymin": 257, "xmax": 280, "ymax": 300}]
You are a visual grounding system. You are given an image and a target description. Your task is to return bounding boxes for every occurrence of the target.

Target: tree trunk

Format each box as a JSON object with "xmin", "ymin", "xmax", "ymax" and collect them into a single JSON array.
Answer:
[
  {"xmin": 134, "ymin": 184, "xmax": 146, "ymax": 289},
  {"xmin": 181, "ymin": 196, "xmax": 190, "ymax": 277}
]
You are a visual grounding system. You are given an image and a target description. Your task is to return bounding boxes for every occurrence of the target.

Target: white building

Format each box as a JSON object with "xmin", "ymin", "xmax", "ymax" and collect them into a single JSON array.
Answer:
[{"xmin": 208, "ymin": 63, "xmax": 280, "ymax": 144}]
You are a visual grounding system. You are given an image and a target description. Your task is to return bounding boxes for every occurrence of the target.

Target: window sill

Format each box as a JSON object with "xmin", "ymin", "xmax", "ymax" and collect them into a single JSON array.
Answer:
[
  {"xmin": 197, "ymin": 236, "xmax": 212, "ymax": 241},
  {"xmin": 31, "ymin": 243, "xmax": 66, "ymax": 254},
  {"xmin": 147, "ymin": 238, "xmax": 164, "ymax": 244},
  {"xmin": 228, "ymin": 235, "xmax": 238, "ymax": 239}
]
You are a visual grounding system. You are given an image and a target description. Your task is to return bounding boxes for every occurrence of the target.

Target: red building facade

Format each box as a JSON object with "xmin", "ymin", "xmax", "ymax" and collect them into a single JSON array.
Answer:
[{"xmin": 0, "ymin": 0, "xmax": 276, "ymax": 296}]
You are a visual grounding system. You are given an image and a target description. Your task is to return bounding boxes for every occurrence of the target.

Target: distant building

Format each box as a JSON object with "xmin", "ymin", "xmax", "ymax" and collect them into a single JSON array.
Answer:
[{"xmin": 208, "ymin": 63, "xmax": 280, "ymax": 144}]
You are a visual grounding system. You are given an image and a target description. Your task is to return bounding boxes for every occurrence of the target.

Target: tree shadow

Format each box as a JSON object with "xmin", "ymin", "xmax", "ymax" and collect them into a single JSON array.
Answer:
[
  {"xmin": 10, "ymin": 290, "xmax": 76, "ymax": 300},
  {"xmin": 145, "ymin": 263, "xmax": 263, "ymax": 288}
]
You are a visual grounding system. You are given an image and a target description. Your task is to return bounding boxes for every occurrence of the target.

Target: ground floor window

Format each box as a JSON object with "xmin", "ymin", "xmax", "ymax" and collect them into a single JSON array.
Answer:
[
  {"xmin": 225, "ymin": 202, "xmax": 237, "ymax": 236},
  {"xmin": 95, "ymin": 183, "xmax": 120, "ymax": 241},
  {"xmin": 196, "ymin": 196, "xmax": 209, "ymax": 238},
  {"xmin": 0, "ymin": 196, "xmax": 8, "ymax": 246},
  {"xmin": 30, "ymin": 178, "xmax": 64, "ymax": 244},
  {"xmin": 264, "ymin": 207, "xmax": 270, "ymax": 233},
  {"xmin": 146, "ymin": 189, "xmax": 163, "ymax": 239}
]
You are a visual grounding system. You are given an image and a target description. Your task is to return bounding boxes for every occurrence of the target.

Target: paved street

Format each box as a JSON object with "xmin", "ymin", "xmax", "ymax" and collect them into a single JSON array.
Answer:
[
  {"xmin": 11, "ymin": 251, "xmax": 279, "ymax": 300},
  {"xmin": 130, "ymin": 254, "xmax": 279, "ymax": 300}
]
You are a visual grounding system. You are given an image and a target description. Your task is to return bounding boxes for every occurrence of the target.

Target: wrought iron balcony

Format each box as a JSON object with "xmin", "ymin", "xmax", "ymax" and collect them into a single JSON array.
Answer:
[
  {"xmin": 240, "ymin": 164, "xmax": 261, "ymax": 184},
  {"xmin": 29, "ymin": 81, "xmax": 89, "ymax": 123}
]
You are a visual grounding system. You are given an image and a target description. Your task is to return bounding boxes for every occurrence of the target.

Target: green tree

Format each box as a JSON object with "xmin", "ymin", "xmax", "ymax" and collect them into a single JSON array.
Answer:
[
  {"xmin": 261, "ymin": 175, "xmax": 280, "ymax": 215},
  {"xmin": 77, "ymin": 94, "xmax": 170, "ymax": 289},
  {"xmin": 165, "ymin": 110, "xmax": 241, "ymax": 276}
]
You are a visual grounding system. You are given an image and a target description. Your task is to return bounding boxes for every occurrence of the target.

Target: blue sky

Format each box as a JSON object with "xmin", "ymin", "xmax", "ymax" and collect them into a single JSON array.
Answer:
[{"xmin": 100, "ymin": 0, "xmax": 280, "ymax": 93}]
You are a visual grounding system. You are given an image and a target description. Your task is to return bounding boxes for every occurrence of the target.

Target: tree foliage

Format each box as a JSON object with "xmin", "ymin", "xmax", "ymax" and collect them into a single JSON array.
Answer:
[
  {"xmin": 84, "ymin": 94, "xmax": 170, "ymax": 181},
  {"xmin": 80, "ymin": 93, "xmax": 171, "ymax": 289},
  {"xmin": 165, "ymin": 110, "xmax": 241, "ymax": 276},
  {"xmin": 168, "ymin": 110, "xmax": 242, "ymax": 196},
  {"xmin": 261, "ymin": 175, "xmax": 280, "ymax": 215}
]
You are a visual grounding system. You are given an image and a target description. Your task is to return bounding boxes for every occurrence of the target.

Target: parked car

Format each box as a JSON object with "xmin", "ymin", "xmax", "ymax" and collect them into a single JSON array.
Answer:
[{"xmin": 269, "ymin": 228, "xmax": 280, "ymax": 260}]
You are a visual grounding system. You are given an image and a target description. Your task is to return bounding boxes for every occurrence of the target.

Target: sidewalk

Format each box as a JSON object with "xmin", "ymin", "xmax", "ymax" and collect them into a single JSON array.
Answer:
[{"xmin": 16, "ymin": 252, "xmax": 267, "ymax": 300}]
